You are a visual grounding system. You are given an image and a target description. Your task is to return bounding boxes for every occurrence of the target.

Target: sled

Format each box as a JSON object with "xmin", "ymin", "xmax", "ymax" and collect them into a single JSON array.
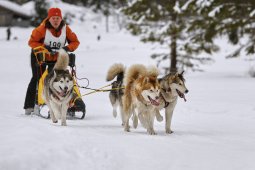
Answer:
[{"xmin": 33, "ymin": 46, "xmax": 86, "ymax": 119}]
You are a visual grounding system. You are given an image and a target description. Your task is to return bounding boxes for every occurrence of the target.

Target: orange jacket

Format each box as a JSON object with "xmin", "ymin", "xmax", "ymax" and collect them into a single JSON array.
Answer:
[{"xmin": 28, "ymin": 20, "xmax": 80, "ymax": 52}]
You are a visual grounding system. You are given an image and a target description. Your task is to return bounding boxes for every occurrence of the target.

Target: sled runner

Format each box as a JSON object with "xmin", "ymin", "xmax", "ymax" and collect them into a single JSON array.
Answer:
[{"xmin": 32, "ymin": 46, "xmax": 86, "ymax": 119}]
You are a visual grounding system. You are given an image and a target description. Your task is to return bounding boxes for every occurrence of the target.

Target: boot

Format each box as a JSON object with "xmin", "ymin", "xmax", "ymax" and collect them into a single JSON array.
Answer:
[{"xmin": 25, "ymin": 108, "xmax": 34, "ymax": 115}]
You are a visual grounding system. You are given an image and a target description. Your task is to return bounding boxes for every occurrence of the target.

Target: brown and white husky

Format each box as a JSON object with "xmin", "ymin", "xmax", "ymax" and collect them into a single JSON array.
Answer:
[
  {"xmin": 107, "ymin": 64, "xmax": 161, "ymax": 135},
  {"xmin": 123, "ymin": 64, "xmax": 161, "ymax": 135}
]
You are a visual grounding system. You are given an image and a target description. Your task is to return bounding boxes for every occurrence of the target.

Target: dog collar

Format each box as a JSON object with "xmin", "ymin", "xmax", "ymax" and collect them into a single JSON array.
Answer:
[
  {"xmin": 49, "ymin": 88, "xmax": 61, "ymax": 101},
  {"xmin": 160, "ymin": 93, "xmax": 169, "ymax": 108},
  {"xmin": 49, "ymin": 87, "xmax": 71, "ymax": 101}
]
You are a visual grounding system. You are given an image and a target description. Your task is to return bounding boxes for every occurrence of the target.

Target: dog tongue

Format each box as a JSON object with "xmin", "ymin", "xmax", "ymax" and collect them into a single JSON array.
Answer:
[
  {"xmin": 60, "ymin": 91, "xmax": 66, "ymax": 97},
  {"xmin": 183, "ymin": 95, "xmax": 187, "ymax": 102},
  {"xmin": 151, "ymin": 99, "xmax": 160, "ymax": 106}
]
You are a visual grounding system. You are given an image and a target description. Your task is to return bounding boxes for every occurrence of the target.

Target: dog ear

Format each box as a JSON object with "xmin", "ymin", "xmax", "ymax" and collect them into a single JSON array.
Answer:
[
  {"xmin": 143, "ymin": 77, "xmax": 149, "ymax": 84},
  {"xmin": 53, "ymin": 70, "xmax": 57, "ymax": 78},
  {"xmin": 49, "ymin": 70, "xmax": 57, "ymax": 85}
]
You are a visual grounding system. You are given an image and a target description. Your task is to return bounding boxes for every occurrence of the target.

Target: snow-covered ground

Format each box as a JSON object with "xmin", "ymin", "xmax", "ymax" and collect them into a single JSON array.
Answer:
[{"xmin": 0, "ymin": 8, "xmax": 255, "ymax": 170}]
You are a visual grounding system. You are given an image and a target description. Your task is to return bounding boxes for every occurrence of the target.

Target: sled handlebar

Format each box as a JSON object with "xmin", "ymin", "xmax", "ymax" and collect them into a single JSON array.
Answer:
[
  {"xmin": 37, "ymin": 53, "xmax": 75, "ymax": 68},
  {"xmin": 33, "ymin": 46, "xmax": 75, "ymax": 67}
]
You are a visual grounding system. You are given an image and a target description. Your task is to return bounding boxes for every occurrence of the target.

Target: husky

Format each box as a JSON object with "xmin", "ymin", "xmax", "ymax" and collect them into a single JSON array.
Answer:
[
  {"xmin": 122, "ymin": 64, "xmax": 161, "ymax": 135},
  {"xmin": 42, "ymin": 49, "xmax": 74, "ymax": 126},
  {"xmin": 156, "ymin": 72, "xmax": 189, "ymax": 134},
  {"xmin": 106, "ymin": 63, "xmax": 126, "ymax": 125},
  {"xmin": 107, "ymin": 64, "xmax": 161, "ymax": 135}
]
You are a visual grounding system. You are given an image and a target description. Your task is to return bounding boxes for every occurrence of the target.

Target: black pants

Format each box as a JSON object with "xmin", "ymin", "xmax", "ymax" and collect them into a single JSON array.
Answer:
[{"xmin": 24, "ymin": 51, "xmax": 53, "ymax": 109}]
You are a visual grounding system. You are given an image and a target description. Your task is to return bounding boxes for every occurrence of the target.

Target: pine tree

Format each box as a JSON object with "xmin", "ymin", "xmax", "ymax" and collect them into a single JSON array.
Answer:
[
  {"xmin": 87, "ymin": 0, "xmax": 128, "ymax": 32},
  {"xmin": 31, "ymin": 0, "xmax": 49, "ymax": 26},
  {"xmin": 196, "ymin": 0, "xmax": 255, "ymax": 58},
  {"xmin": 123, "ymin": 0, "xmax": 220, "ymax": 73}
]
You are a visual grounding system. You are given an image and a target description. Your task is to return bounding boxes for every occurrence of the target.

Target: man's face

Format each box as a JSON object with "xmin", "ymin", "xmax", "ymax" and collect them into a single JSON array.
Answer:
[{"xmin": 49, "ymin": 16, "xmax": 62, "ymax": 29}]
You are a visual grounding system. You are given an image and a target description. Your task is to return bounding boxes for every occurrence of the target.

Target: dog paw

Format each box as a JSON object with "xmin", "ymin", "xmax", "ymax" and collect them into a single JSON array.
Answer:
[
  {"xmin": 156, "ymin": 115, "xmax": 163, "ymax": 122},
  {"xmin": 52, "ymin": 120, "xmax": 58, "ymax": 123},
  {"xmin": 113, "ymin": 110, "xmax": 117, "ymax": 118},
  {"xmin": 124, "ymin": 127, "xmax": 130, "ymax": 132},
  {"xmin": 147, "ymin": 129, "xmax": 157, "ymax": 135},
  {"xmin": 166, "ymin": 129, "xmax": 173, "ymax": 134},
  {"xmin": 61, "ymin": 122, "xmax": 67, "ymax": 126}
]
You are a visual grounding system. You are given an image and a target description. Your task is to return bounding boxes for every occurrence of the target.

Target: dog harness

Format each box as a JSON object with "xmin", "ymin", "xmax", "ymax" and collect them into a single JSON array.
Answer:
[
  {"xmin": 160, "ymin": 93, "xmax": 170, "ymax": 108},
  {"xmin": 44, "ymin": 25, "xmax": 66, "ymax": 51}
]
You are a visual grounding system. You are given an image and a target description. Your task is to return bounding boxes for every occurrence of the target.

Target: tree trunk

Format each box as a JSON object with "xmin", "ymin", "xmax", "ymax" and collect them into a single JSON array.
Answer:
[
  {"xmin": 105, "ymin": 15, "xmax": 109, "ymax": 33},
  {"xmin": 170, "ymin": 11, "xmax": 177, "ymax": 73},
  {"xmin": 170, "ymin": 36, "xmax": 177, "ymax": 73}
]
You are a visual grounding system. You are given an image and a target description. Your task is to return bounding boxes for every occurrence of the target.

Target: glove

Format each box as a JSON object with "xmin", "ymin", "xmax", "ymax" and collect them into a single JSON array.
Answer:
[
  {"xmin": 44, "ymin": 45, "xmax": 52, "ymax": 53},
  {"xmin": 69, "ymin": 53, "xmax": 75, "ymax": 67},
  {"xmin": 62, "ymin": 46, "xmax": 70, "ymax": 52}
]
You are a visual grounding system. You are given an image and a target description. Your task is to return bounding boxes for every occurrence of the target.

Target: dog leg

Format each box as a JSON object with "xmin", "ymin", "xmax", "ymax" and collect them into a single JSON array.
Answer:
[
  {"xmin": 61, "ymin": 104, "xmax": 68, "ymax": 126},
  {"xmin": 49, "ymin": 102, "xmax": 58, "ymax": 123},
  {"xmin": 132, "ymin": 111, "xmax": 138, "ymax": 129},
  {"xmin": 112, "ymin": 102, "xmax": 118, "ymax": 118},
  {"xmin": 49, "ymin": 109, "xmax": 58, "ymax": 123},
  {"xmin": 124, "ymin": 111, "xmax": 132, "ymax": 132},
  {"xmin": 165, "ymin": 101, "xmax": 177, "ymax": 134},
  {"xmin": 110, "ymin": 93, "xmax": 118, "ymax": 118},
  {"xmin": 147, "ymin": 111, "xmax": 156, "ymax": 135},
  {"xmin": 155, "ymin": 109, "xmax": 163, "ymax": 122},
  {"xmin": 138, "ymin": 112, "xmax": 148, "ymax": 129},
  {"xmin": 120, "ymin": 107, "xmax": 125, "ymax": 126}
]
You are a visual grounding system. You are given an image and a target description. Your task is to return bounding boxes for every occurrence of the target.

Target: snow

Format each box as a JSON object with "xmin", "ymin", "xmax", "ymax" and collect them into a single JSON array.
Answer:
[
  {"xmin": 208, "ymin": 5, "xmax": 223, "ymax": 17},
  {"xmin": 250, "ymin": 9, "xmax": 255, "ymax": 17},
  {"xmin": 173, "ymin": 1, "xmax": 181, "ymax": 14},
  {"xmin": 0, "ymin": 0, "xmax": 32, "ymax": 17},
  {"xmin": 0, "ymin": 4, "xmax": 255, "ymax": 170}
]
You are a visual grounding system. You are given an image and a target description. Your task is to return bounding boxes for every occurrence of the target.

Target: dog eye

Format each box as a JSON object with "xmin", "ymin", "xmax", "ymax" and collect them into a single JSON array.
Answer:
[
  {"xmin": 60, "ymin": 81, "xmax": 64, "ymax": 83},
  {"xmin": 67, "ymin": 80, "xmax": 69, "ymax": 83},
  {"xmin": 150, "ymin": 90, "xmax": 153, "ymax": 92},
  {"xmin": 179, "ymin": 83, "xmax": 182, "ymax": 85}
]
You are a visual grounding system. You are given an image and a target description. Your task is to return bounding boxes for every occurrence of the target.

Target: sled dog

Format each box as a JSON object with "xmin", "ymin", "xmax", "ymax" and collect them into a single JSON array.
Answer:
[
  {"xmin": 123, "ymin": 64, "xmax": 161, "ymax": 135},
  {"xmin": 106, "ymin": 63, "xmax": 126, "ymax": 125},
  {"xmin": 42, "ymin": 49, "xmax": 74, "ymax": 126},
  {"xmin": 156, "ymin": 72, "xmax": 189, "ymax": 133},
  {"xmin": 107, "ymin": 64, "xmax": 162, "ymax": 135}
]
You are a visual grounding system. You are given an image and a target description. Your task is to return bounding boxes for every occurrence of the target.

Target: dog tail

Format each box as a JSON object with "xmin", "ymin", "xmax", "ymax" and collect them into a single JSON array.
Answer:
[
  {"xmin": 123, "ymin": 64, "xmax": 146, "ymax": 113},
  {"xmin": 106, "ymin": 63, "xmax": 125, "ymax": 81},
  {"xmin": 124, "ymin": 64, "xmax": 146, "ymax": 85},
  {"xmin": 54, "ymin": 49, "xmax": 69, "ymax": 70},
  {"xmin": 147, "ymin": 65, "xmax": 159, "ymax": 77}
]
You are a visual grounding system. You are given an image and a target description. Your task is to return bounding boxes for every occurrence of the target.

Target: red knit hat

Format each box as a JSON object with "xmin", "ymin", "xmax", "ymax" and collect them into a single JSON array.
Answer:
[{"xmin": 48, "ymin": 8, "xmax": 62, "ymax": 19}]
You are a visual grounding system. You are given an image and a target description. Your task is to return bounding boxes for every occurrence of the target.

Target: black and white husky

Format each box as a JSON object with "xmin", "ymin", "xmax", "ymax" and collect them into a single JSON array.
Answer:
[
  {"xmin": 156, "ymin": 72, "xmax": 189, "ymax": 133},
  {"xmin": 42, "ymin": 49, "xmax": 74, "ymax": 126},
  {"xmin": 106, "ymin": 63, "xmax": 126, "ymax": 125}
]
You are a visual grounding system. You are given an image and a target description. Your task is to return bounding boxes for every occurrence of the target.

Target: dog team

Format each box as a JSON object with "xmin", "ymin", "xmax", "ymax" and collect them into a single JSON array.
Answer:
[
  {"xmin": 106, "ymin": 63, "xmax": 189, "ymax": 135},
  {"xmin": 42, "ymin": 50, "xmax": 188, "ymax": 135}
]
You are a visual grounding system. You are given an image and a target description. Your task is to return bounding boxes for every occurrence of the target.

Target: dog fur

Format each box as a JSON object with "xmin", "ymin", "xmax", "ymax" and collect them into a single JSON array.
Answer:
[
  {"xmin": 156, "ymin": 72, "xmax": 189, "ymax": 133},
  {"xmin": 123, "ymin": 64, "xmax": 161, "ymax": 135},
  {"xmin": 42, "ymin": 49, "xmax": 74, "ymax": 126},
  {"xmin": 107, "ymin": 64, "xmax": 161, "ymax": 135},
  {"xmin": 106, "ymin": 63, "xmax": 126, "ymax": 125},
  {"xmin": 107, "ymin": 64, "xmax": 189, "ymax": 134}
]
